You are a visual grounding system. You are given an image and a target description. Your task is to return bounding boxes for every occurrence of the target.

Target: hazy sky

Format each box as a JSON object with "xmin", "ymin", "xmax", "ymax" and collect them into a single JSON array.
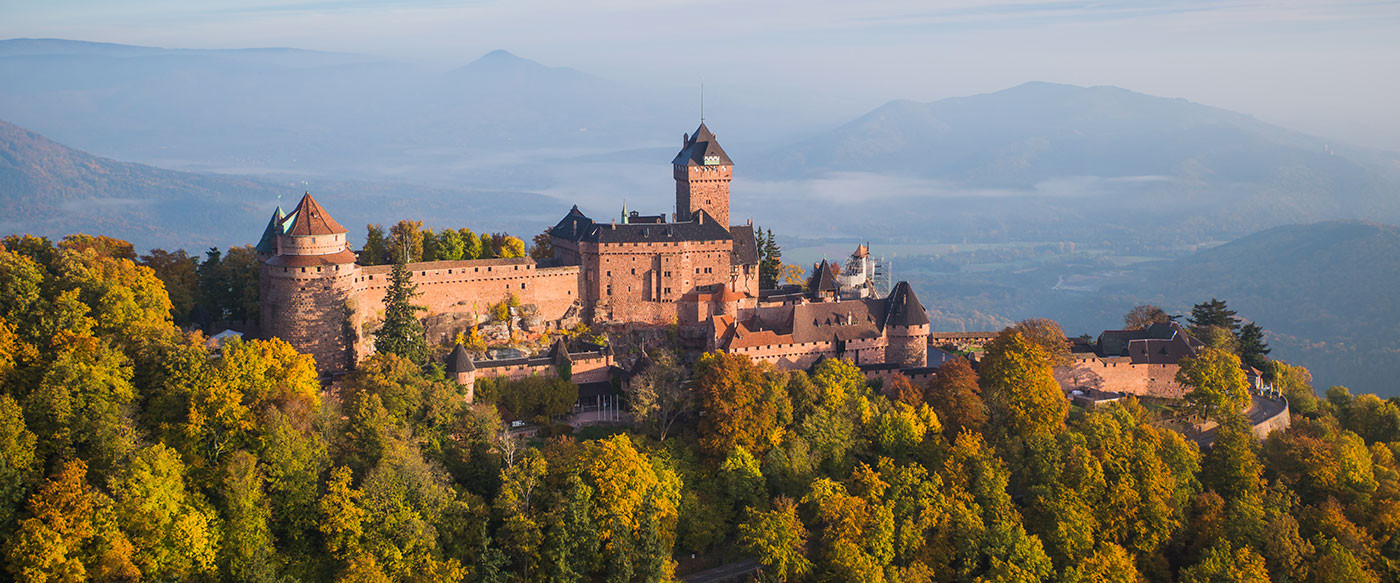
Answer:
[{"xmin": 5, "ymin": 0, "xmax": 1400, "ymax": 149}]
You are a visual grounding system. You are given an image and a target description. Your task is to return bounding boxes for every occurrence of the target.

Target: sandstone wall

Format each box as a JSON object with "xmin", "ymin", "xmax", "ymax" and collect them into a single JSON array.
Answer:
[
  {"xmin": 675, "ymin": 164, "xmax": 731, "ymax": 227},
  {"xmin": 581, "ymin": 238, "xmax": 734, "ymax": 324},
  {"xmin": 261, "ymin": 262, "xmax": 357, "ymax": 372},
  {"xmin": 728, "ymin": 336, "xmax": 886, "ymax": 370},
  {"xmin": 1055, "ymin": 357, "xmax": 1189, "ymax": 399}
]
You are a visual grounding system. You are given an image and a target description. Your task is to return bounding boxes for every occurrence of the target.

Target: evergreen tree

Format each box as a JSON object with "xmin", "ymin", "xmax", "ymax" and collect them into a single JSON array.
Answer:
[
  {"xmin": 1237, "ymin": 322, "xmax": 1271, "ymax": 371},
  {"xmin": 374, "ymin": 251, "xmax": 427, "ymax": 366},
  {"xmin": 759, "ymin": 228, "xmax": 782, "ymax": 289},
  {"xmin": 1188, "ymin": 298, "xmax": 1239, "ymax": 335}
]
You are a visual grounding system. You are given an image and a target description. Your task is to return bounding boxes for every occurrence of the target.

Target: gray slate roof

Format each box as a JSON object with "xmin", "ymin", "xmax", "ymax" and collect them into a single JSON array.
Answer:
[
  {"xmin": 672, "ymin": 123, "xmax": 733, "ymax": 166},
  {"xmin": 549, "ymin": 207, "xmax": 732, "ymax": 244},
  {"xmin": 884, "ymin": 281, "xmax": 930, "ymax": 327},
  {"xmin": 446, "ymin": 344, "xmax": 475, "ymax": 373},
  {"xmin": 729, "ymin": 224, "xmax": 759, "ymax": 266}
]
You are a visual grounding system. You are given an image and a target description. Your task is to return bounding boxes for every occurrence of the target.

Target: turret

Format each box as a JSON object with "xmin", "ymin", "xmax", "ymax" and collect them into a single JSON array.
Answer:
[
  {"xmin": 673, "ymin": 122, "xmax": 733, "ymax": 228},
  {"xmin": 883, "ymin": 281, "xmax": 930, "ymax": 369},
  {"xmin": 259, "ymin": 193, "xmax": 359, "ymax": 373},
  {"xmin": 445, "ymin": 343, "xmax": 477, "ymax": 402}
]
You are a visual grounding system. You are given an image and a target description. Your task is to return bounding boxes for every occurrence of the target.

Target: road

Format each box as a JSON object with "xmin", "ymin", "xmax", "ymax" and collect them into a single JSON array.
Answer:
[{"xmin": 683, "ymin": 559, "xmax": 760, "ymax": 583}]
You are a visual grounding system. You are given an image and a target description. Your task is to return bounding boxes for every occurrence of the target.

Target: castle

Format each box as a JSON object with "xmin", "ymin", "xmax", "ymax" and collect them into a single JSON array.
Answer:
[{"xmin": 257, "ymin": 122, "xmax": 934, "ymax": 386}]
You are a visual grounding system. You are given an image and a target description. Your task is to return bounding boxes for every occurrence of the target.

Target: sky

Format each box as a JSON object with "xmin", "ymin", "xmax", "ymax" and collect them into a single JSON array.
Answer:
[{"xmin": 4, "ymin": 0, "xmax": 1400, "ymax": 150}]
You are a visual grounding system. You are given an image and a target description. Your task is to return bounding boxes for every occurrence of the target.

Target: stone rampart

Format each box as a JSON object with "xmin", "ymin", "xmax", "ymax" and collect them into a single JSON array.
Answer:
[{"xmin": 1055, "ymin": 356, "xmax": 1189, "ymax": 399}]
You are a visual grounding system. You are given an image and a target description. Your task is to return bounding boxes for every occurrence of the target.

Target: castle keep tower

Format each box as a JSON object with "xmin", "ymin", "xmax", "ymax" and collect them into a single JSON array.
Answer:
[
  {"xmin": 673, "ymin": 123, "xmax": 733, "ymax": 228},
  {"xmin": 883, "ymin": 281, "xmax": 931, "ymax": 369},
  {"xmin": 259, "ymin": 193, "xmax": 359, "ymax": 372}
]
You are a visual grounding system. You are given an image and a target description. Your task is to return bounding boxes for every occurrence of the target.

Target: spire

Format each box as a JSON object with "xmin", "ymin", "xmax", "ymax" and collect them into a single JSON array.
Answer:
[
  {"xmin": 883, "ymin": 281, "xmax": 930, "ymax": 327},
  {"xmin": 445, "ymin": 343, "xmax": 475, "ymax": 373},
  {"xmin": 256, "ymin": 205, "xmax": 286, "ymax": 254},
  {"xmin": 284, "ymin": 192, "xmax": 347, "ymax": 237}
]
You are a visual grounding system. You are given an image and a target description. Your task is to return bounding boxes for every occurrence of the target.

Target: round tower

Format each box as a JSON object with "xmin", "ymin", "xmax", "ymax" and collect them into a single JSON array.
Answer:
[
  {"xmin": 883, "ymin": 281, "xmax": 930, "ymax": 369},
  {"xmin": 673, "ymin": 122, "xmax": 733, "ymax": 228},
  {"xmin": 260, "ymin": 193, "xmax": 359, "ymax": 373},
  {"xmin": 445, "ymin": 343, "xmax": 477, "ymax": 403}
]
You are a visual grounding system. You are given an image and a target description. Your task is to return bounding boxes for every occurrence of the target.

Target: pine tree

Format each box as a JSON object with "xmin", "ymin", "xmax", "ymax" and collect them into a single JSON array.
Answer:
[
  {"xmin": 373, "ymin": 251, "xmax": 427, "ymax": 365},
  {"xmin": 1188, "ymin": 298, "xmax": 1239, "ymax": 335},
  {"xmin": 759, "ymin": 228, "xmax": 782, "ymax": 289},
  {"xmin": 1237, "ymin": 322, "xmax": 1270, "ymax": 371}
]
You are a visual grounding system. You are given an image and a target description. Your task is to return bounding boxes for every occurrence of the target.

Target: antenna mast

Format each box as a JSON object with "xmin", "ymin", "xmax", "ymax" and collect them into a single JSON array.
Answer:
[{"xmin": 700, "ymin": 81, "xmax": 705, "ymax": 122}]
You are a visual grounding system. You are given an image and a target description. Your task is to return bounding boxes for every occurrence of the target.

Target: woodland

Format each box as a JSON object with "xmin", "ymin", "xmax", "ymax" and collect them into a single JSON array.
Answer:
[{"xmin": 2, "ymin": 233, "xmax": 1400, "ymax": 583}]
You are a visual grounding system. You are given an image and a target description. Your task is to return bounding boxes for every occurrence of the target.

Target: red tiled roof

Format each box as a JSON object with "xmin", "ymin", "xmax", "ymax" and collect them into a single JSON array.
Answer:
[{"xmin": 284, "ymin": 193, "xmax": 347, "ymax": 236}]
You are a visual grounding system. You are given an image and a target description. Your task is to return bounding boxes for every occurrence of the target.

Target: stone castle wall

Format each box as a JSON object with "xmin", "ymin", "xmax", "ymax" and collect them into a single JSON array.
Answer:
[
  {"xmin": 261, "ymin": 261, "xmax": 358, "ymax": 372},
  {"xmin": 1054, "ymin": 356, "xmax": 1189, "ymax": 399},
  {"xmin": 675, "ymin": 164, "xmax": 731, "ymax": 227},
  {"xmin": 886, "ymin": 324, "xmax": 930, "ymax": 369},
  {"xmin": 581, "ymin": 238, "xmax": 734, "ymax": 324},
  {"xmin": 728, "ymin": 336, "xmax": 887, "ymax": 370}
]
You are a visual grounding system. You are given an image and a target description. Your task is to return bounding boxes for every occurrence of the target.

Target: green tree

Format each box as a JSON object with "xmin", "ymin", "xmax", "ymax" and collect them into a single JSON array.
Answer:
[
  {"xmin": 362, "ymin": 224, "xmax": 389, "ymax": 266},
  {"xmin": 739, "ymin": 496, "xmax": 813, "ymax": 581},
  {"xmin": 1177, "ymin": 347, "xmax": 1250, "ymax": 422},
  {"xmin": 1267, "ymin": 361, "xmax": 1316, "ymax": 414},
  {"xmin": 110, "ymin": 444, "xmax": 219, "ymax": 581},
  {"xmin": 625, "ymin": 349, "xmax": 695, "ymax": 441},
  {"xmin": 218, "ymin": 451, "xmax": 276, "ymax": 581},
  {"xmin": 461, "ymin": 228, "xmax": 482, "ymax": 260},
  {"xmin": 758, "ymin": 228, "xmax": 782, "ymax": 290},
  {"xmin": 374, "ymin": 252, "xmax": 428, "ymax": 366},
  {"xmin": 478, "ymin": 233, "xmax": 496, "ymax": 259},
  {"xmin": 422, "ymin": 229, "xmax": 442, "ymax": 262},
  {"xmin": 1237, "ymin": 322, "xmax": 1270, "ymax": 371},
  {"xmin": 1178, "ymin": 542, "xmax": 1270, "ymax": 583},
  {"xmin": 139, "ymin": 248, "xmax": 199, "ymax": 323},
  {"xmin": 0, "ymin": 394, "xmax": 38, "ymax": 534},
  {"xmin": 438, "ymin": 229, "xmax": 467, "ymax": 261},
  {"xmin": 1188, "ymin": 298, "xmax": 1239, "ymax": 335}
]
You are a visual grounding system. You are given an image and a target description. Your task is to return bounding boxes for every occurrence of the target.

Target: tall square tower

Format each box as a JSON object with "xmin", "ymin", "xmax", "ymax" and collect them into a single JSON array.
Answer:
[{"xmin": 673, "ymin": 123, "xmax": 733, "ymax": 228}]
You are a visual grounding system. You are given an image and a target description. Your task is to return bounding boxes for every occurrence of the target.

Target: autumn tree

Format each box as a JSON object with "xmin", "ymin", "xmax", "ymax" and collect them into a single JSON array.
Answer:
[
  {"xmin": 531, "ymin": 229, "xmax": 555, "ymax": 261},
  {"xmin": 139, "ymin": 248, "xmax": 199, "ymax": 323},
  {"xmin": 4, "ymin": 460, "xmax": 138, "ymax": 582},
  {"xmin": 110, "ymin": 444, "xmax": 220, "ymax": 580},
  {"xmin": 1124, "ymin": 304, "xmax": 1171, "ymax": 330},
  {"xmin": 694, "ymin": 352, "xmax": 788, "ymax": 458},
  {"xmin": 374, "ymin": 251, "xmax": 428, "ymax": 365},
  {"xmin": 738, "ymin": 497, "xmax": 813, "ymax": 581},
  {"xmin": 388, "ymin": 220, "xmax": 425, "ymax": 263},
  {"xmin": 1177, "ymin": 347, "xmax": 1250, "ymax": 422},
  {"xmin": 924, "ymin": 357, "xmax": 985, "ymax": 438},
  {"xmin": 979, "ymin": 330, "xmax": 1068, "ymax": 441}
]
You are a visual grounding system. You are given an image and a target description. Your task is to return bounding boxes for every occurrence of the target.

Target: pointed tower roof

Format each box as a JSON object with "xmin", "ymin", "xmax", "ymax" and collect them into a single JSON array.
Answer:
[
  {"xmin": 811, "ymin": 260, "xmax": 838, "ymax": 293},
  {"xmin": 445, "ymin": 343, "xmax": 476, "ymax": 373},
  {"xmin": 255, "ymin": 206, "xmax": 286, "ymax": 254},
  {"xmin": 284, "ymin": 193, "xmax": 347, "ymax": 237},
  {"xmin": 672, "ymin": 122, "xmax": 733, "ymax": 166},
  {"xmin": 548, "ymin": 338, "xmax": 573, "ymax": 366},
  {"xmin": 883, "ymin": 281, "xmax": 930, "ymax": 327}
]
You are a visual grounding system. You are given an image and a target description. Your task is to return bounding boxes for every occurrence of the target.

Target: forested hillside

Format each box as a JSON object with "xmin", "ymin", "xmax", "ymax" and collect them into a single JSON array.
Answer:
[{"xmin": 5, "ymin": 233, "xmax": 1400, "ymax": 583}]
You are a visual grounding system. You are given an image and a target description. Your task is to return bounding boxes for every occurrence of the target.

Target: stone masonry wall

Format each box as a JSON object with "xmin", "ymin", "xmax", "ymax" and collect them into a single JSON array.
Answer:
[
  {"xmin": 261, "ymin": 262, "xmax": 357, "ymax": 373},
  {"xmin": 581, "ymin": 238, "xmax": 734, "ymax": 324},
  {"xmin": 1055, "ymin": 357, "xmax": 1189, "ymax": 399},
  {"xmin": 675, "ymin": 164, "xmax": 731, "ymax": 227}
]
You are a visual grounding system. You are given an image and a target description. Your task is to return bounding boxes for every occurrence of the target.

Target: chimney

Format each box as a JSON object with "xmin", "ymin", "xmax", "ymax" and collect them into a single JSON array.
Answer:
[{"xmin": 683, "ymin": 133, "xmax": 689, "ymax": 148}]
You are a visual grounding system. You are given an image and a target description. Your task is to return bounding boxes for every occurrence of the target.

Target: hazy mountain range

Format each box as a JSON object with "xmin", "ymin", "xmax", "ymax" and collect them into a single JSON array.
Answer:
[{"xmin": 0, "ymin": 119, "xmax": 560, "ymax": 251}]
